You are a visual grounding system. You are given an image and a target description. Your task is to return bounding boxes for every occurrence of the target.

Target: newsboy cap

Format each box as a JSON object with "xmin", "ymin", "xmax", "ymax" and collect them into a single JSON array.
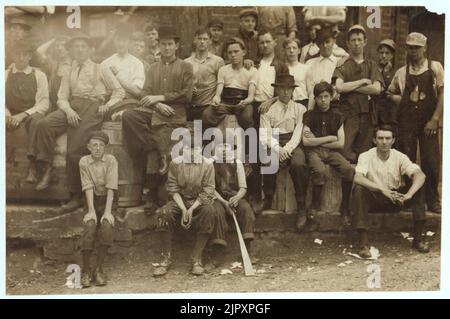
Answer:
[
  {"xmin": 406, "ymin": 32, "xmax": 427, "ymax": 47},
  {"xmin": 89, "ymin": 131, "xmax": 109, "ymax": 144}
]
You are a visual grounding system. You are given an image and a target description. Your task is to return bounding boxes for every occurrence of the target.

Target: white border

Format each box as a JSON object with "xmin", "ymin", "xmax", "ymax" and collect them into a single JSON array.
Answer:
[{"xmin": 0, "ymin": 0, "xmax": 448, "ymax": 299}]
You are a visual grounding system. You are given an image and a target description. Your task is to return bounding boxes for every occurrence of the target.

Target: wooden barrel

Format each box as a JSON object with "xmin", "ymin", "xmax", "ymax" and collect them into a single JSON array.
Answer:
[
  {"xmin": 271, "ymin": 164, "xmax": 342, "ymax": 214},
  {"xmin": 102, "ymin": 121, "xmax": 144, "ymax": 207},
  {"xmin": 6, "ymin": 126, "xmax": 70, "ymax": 201}
]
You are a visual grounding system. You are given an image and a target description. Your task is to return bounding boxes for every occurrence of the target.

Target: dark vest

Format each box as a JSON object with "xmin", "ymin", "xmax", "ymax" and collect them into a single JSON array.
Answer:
[{"xmin": 6, "ymin": 69, "xmax": 37, "ymax": 115}]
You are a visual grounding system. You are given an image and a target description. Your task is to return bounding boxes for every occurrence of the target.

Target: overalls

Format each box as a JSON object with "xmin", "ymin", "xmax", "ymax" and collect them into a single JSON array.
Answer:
[
  {"xmin": 6, "ymin": 70, "xmax": 44, "ymax": 158},
  {"xmin": 397, "ymin": 61, "xmax": 440, "ymax": 208}
]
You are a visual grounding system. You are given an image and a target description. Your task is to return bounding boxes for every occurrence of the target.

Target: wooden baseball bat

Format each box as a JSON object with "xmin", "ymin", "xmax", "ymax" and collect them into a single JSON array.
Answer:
[{"xmin": 231, "ymin": 208, "xmax": 256, "ymax": 276}]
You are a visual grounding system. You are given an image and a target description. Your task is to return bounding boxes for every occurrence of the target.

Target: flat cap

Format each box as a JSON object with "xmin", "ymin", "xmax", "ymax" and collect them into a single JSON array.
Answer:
[
  {"xmin": 239, "ymin": 8, "xmax": 258, "ymax": 20},
  {"xmin": 406, "ymin": 32, "xmax": 427, "ymax": 47},
  {"xmin": 378, "ymin": 39, "xmax": 396, "ymax": 51},
  {"xmin": 348, "ymin": 24, "xmax": 366, "ymax": 35},
  {"xmin": 208, "ymin": 19, "xmax": 224, "ymax": 29},
  {"xmin": 89, "ymin": 131, "xmax": 109, "ymax": 144}
]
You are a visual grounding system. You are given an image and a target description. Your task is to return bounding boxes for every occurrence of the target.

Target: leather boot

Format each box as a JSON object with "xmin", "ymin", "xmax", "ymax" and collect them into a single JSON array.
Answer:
[{"xmin": 35, "ymin": 165, "xmax": 52, "ymax": 191}]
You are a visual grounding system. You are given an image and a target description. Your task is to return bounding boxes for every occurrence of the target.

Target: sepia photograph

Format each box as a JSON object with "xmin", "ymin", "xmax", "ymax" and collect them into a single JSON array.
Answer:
[{"xmin": 3, "ymin": 4, "xmax": 444, "ymax": 296}]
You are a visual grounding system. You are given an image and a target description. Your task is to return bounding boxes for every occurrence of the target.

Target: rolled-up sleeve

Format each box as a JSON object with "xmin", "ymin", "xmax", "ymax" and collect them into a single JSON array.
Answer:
[
  {"xmin": 236, "ymin": 160, "xmax": 247, "ymax": 189},
  {"xmin": 79, "ymin": 158, "xmax": 94, "ymax": 192},
  {"xmin": 387, "ymin": 68, "xmax": 403, "ymax": 95},
  {"xmin": 400, "ymin": 153, "xmax": 421, "ymax": 178},
  {"xmin": 166, "ymin": 162, "xmax": 181, "ymax": 197},
  {"xmin": 260, "ymin": 112, "xmax": 280, "ymax": 152},
  {"xmin": 132, "ymin": 59, "xmax": 146, "ymax": 90},
  {"xmin": 26, "ymin": 69, "xmax": 50, "ymax": 115},
  {"xmin": 100, "ymin": 64, "xmax": 125, "ymax": 107},
  {"xmin": 197, "ymin": 161, "xmax": 216, "ymax": 205},
  {"xmin": 355, "ymin": 153, "xmax": 369, "ymax": 176},
  {"xmin": 105, "ymin": 156, "xmax": 119, "ymax": 190},
  {"xmin": 57, "ymin": 70, "xmax": 72, "ymax": 112}
]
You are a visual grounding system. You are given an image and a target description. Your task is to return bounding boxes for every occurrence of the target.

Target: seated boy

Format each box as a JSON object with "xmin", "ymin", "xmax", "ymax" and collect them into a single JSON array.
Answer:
[
  {"xmin": 259, "ymin": 73, "xmax": 309, "ymax": 230},
  {"xmin": 78, "ymin": 131, "xmax": 118, "ymax": 288},
  {"xmin": 302, "ymin": 82, "xmax": 355, "ymax": 230},
  {"xmin": 202, "ymin": 38, "xmax": 257, "ymax": 129},
  {"xmin": 213, "ymin": 142, "xmax": 257, "ymax": 263},
  {"xmin": 153, "ymin": 135, "xmax": 228, "ymax": 277}
]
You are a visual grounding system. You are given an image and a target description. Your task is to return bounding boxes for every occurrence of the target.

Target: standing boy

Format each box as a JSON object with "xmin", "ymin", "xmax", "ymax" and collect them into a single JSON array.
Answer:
[{"xmin": 334, "ymin": 25, "xmax": 383, "ymax": 163}]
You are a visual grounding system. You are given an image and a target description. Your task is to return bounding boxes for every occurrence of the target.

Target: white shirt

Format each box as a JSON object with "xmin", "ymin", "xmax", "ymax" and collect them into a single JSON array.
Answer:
[
  {"xmin": 254, "ymin": 56, "xmax": 276, "ymax": 102},
  {"xmin": 355, "ymin": 148, "xmax": 421, "ymax": 190},
  {"xmin": 5, "ymin": 64, "xmax": 49, "ymax": 116},
  {"xmin": 260, "ymin": 99, "xmax": 307, "ymax": 153},
  {"xmin": 305, "ymin": 54, "xmax": 339, "ymax": 99},
  {"xmin": 101, "ymin": 53, "xmax": 145, "ymax": 98},
  {"xmin": 300, "ymin": 43, "xmax": 348, "ymax": 64},
  {"xmin": 217, "ymin": 64, "xmax": 258, "ymax": 90},
  {"xmin": 288, "ymin": 63, "xmax": 310, "ymax": 101}
]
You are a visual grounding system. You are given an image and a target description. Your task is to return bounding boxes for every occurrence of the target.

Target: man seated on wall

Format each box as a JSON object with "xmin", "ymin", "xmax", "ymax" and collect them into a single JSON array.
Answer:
[
  {"xmin": 5, "ymin": 40, "xmax": 49, "ymax": 184},
  {"xmin": 33, "ymin": 32, "xmax": 125, "ymax": 212},
  {"xmin": 202, "ymin": 37, "xmax": 257, "ymax": 130}
]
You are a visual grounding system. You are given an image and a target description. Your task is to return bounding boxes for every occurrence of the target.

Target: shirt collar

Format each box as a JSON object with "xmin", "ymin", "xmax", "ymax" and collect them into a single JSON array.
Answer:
[
  {"xmin": 73, "ymin": 58, "xmax": 93, "ymax": 68},
  {"xmin": 319, "ymin": 54, "xmax": 337, "ymax": 63},
  {"xmin": 239, "ymin": 28, "xmax": 257, "ymax": 39},
  {"xmin": 192, "ymin": 52, "xmax": 212, "ymax": 63},
  {"xmin": 161, "ymin": 56, "xmax": 178, "ymax": 65},
  {"xmin": 115, "ymin": 52, "xmax": 131, "ymax": 60},
  {"xmin": 379, "ymin": 61, "xmax": 393, "ymax": 73},
  {"xmin": 10, "ymin": 64, "xmax": 33, "ymax": 74},
  {"xmin": 87, "ymin": 154, "xmax": 106, "ymax": 164}
]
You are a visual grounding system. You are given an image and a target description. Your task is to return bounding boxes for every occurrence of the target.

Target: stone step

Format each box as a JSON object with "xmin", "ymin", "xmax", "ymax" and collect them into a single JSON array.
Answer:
[{"xmin": 6, "ymin": 204, "xmax": 441, "ymax": 262}]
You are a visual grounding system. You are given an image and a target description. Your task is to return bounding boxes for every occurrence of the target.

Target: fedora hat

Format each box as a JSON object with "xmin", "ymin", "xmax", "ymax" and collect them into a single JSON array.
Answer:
[
  {"xmin": 158, "ymin": 25, "xmax": 180, "ymax": 40},
  {"xmin": 271, "ymin": 73, "xmax": 298, "ymax": 88}
]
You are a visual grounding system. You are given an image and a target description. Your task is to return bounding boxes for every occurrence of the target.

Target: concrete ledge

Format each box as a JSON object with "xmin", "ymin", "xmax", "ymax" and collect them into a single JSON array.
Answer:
[{"xmin": 6, "ymin": 204, "xmax": 441, "ymax": 261}]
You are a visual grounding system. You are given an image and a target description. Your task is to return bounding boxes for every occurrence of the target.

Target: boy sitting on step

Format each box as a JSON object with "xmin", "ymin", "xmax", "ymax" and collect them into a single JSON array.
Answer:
[
  {"xmin": 78, "ymin": 131, "xmax": 118, "ymax": 288},
  {"xmin": 302, "ymin": 81, "xmax": 355, "ymax": 230}
]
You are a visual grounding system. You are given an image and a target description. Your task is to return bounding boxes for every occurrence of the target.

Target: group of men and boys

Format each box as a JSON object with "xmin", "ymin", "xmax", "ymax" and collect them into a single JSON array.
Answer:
[{"xmin": 5, "ymin": 7, "xmax": 442, "ymax": 287}]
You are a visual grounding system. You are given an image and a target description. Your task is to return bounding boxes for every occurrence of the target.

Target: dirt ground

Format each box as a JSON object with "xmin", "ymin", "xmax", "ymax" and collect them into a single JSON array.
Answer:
[{"xmin": 6, "ymin": 231, "xmax": 441, "ymax": 295}]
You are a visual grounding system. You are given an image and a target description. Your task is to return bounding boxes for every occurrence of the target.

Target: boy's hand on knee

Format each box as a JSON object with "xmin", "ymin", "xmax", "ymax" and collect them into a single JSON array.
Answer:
[
  {"xmin": 229, "ymin": 196, "xmax": 240, "ymax": 208},
  {"xmin": 101, "ymin": 212, "xmax": 115, "ymax": 226},
  {"xmin": 83, "ymin": 211, "xmax": 97, "ymax": 224}
]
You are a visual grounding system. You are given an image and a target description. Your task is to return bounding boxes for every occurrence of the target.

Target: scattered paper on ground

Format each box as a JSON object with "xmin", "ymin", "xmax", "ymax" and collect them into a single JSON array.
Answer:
[
  {"xmin": 407, "ymin": 237, "xmax": 414, "ymax": 242},
  {"xmin": 346, "ymin": 252, "xmax": 363, "ymax": 259},
  {"xmin": 426, "ymin": 231, "xmax": 435, "ymax": 237},
  {"xmin": 256, "ymin": 269, "xmax": 266, "ymax": 274},
  {"xmin": 220, "ymin": 269, "xmax": 233, "ymax": 275},
  {"xmin": 369, "ymin": 247, "xmax": 380, "ymax": 260},
  {"xmin": 314, "ymin": 238, "xmax": 323, "ymax": 245},
  {"xmin": 345, "ymin": 246, "xmax": 380, "ymax": 260},
  {"xmin": 401, "ymin": 232, "xmax": 410, "ymax": 239},
  {"xmin": 344, "ymin": 260, "xmax": 353, "ymax": 265},
  {"xmin": 337, "ymin": 263, "xmax": 346, "ymax": 267},
  {"xmin": 307, "ymin": 267, "xmax": 314, "ymax": 271},
  {"xmin": 230, "ymin": 262, "xmax": 242, "ymax": 269}
]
